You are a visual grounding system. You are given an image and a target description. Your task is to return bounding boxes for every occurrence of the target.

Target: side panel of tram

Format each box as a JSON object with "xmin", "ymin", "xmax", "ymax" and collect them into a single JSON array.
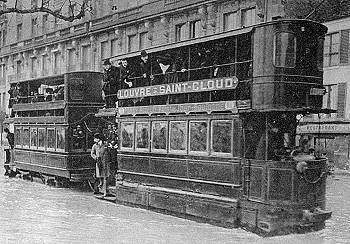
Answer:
[{"xmin": 12, "ymin": 72, "xmax": 103, "ymax": 182}]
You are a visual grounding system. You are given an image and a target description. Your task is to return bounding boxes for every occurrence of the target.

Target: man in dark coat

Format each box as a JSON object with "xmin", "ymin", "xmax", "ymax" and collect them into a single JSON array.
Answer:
[
  {"xmin": 4, "ymin": 128, "xmax": 14, "ymax": 176},
  {"xmin": 102, "ymin": 59, "xmax": 119, "ymax": 108},
  {"xmin": 138, "ymin": 50, "xmax": 162, "ymax": 86},
  {"xmin": 119, "ymin": 59, "xmax": 132, "ymax": 89}
]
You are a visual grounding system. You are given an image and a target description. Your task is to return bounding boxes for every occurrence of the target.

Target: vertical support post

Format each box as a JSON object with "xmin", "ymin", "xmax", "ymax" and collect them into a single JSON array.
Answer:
[{"xmin": 265, "ymin": 114, "xmax": 268, "ymax": 161}]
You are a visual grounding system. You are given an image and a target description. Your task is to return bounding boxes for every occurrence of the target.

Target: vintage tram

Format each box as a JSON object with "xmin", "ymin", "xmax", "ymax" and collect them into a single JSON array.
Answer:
[
  {"xmin": 9, "ymin": 71, "xmax": 104, "ymax": 184},
  {"xmin": 96, "ymin": 19, "xmax": 333, "ymax": 236}
]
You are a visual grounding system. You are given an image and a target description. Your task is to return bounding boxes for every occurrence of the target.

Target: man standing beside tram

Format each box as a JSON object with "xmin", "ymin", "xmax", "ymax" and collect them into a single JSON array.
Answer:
[
  {"xmin": 90, "ymin": 133, "xmax": 111, "ymax": 197},
  {"xmin": 3, "ymin": 128, "xmax": 15, "ymax": 176}
]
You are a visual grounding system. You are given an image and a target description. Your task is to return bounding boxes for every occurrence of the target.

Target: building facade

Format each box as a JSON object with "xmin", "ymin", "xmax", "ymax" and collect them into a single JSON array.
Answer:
[
  {"xmin": 298, "ymin": 16, "xmax": 350, "ymax": 169},
  {"xmin": 0, "ymin": 0, "xmax": 285, "ymax": 115}
]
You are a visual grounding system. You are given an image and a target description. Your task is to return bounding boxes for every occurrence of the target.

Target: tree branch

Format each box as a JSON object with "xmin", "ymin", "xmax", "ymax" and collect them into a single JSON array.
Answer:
[{"xmin": 0, "ymin": 1, "xmax": 86, "ymax": 22}]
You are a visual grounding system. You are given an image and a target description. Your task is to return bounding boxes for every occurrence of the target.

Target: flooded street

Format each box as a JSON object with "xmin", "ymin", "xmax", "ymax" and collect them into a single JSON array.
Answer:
[{"xmin": 0, "ymin": 165, "xmax": 349, "ymax": 244}]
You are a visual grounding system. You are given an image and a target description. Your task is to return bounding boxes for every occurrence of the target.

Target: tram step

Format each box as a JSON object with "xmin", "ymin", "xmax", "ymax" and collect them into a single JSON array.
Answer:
[{"xmin": 95, "ymin": 195, "xmax": 116, "ymax": 203}]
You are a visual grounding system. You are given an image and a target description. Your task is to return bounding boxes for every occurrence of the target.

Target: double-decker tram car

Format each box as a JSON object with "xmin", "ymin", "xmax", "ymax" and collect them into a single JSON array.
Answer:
[
  {"xmin": 10, "ymin": 71, "xmax": 104, "ymax": 185},
  {"xmin": 98, "ymin": 19, "xmax": 333, "ymax": 235}
]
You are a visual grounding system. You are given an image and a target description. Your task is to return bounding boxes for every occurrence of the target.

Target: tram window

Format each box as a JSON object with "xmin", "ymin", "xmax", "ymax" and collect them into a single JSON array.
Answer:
[
  {"xmin": 38, "ymin": 128, "xmax": 45, "ymax": 149},
  {"xmin": 169, "ymin": 121, "xmax": 187, "ymax": 153},
  {"xmin": 23, "ymin": 128, "xmax": 30, "ymax": 148},
  {"xmin": 189, "ymin": 121, "xmax": 208, "ymax": 154},
  {"xmin": 30, "ymin": 128, "xmax": 38, "ymax": 149},
  {"xmin": 47, "ymin": 128, "xmax": 56, "ymax": 150},
  {"xmin": 237, "ymin": 34, "xmax": 251, "ymax": 62},
  {"xmin": 151, "ymin": 121, "xmax": 167, "ymax": 152},
  {"xmin": 56, "ymin": 127, "xmax": 65, "ymax": 151},
  {"xmin": 72, "ymin": 125, "xmax": 86, "ymax": 151},
  {"xmin": 121, "ymin": 122, "xmax": 134, "ymax": 150},
  {"xmin": 211, "ymin": 120, "xmax": 232, "ymax": 155},
  {"xmin": 135, "ymin": 122, "xmax": 150, "ymax": 151},
  {"xmin": 274, "ymin": 32, "xmax": 296, "ymax": 68},
  {"xmin": 15, "ymin": 127, "xmax": 22, "ymax": 147}
]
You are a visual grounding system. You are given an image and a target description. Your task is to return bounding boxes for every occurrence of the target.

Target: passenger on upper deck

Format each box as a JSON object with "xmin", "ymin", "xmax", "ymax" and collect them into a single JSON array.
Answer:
[
  {"xmin": 102, "ymin": 59, "xmax": 119, "ymax": 108},
  {"xmin": 45, "ymin": 88, "xmax": 54, "ymax": 102},
  {"xmin": 54, "ymin": 86, "xmax": 64, "ymax": 101},
  {"xmin": 119, "ymin": 59, "xmax": 132, "ymax": 89},
  {"xmin": 137, "ymin": 50, "xmax": 162, "ymax": 86}
]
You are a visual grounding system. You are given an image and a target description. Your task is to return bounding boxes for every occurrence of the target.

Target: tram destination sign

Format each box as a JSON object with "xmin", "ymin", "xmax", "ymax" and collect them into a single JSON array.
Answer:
[
  {"xmin": 117, "ymin": 76, "xmax": 239, "ymax": 99},
  {"xmin": 117, "ymin": 100, "xmax": 249, "ymax": 116}
]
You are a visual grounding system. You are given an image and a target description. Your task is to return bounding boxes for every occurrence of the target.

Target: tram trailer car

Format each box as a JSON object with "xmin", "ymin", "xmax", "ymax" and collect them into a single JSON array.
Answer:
[
  {"xmin": 98, "ymin": 19, "xmax": 332, "ymax": 236},
  {"xmin": 11, "ymin": 72, "xmax": 104, "ymax": 184}
]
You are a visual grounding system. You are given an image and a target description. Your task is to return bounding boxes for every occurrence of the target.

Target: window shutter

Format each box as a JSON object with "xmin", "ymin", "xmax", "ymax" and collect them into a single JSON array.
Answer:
[
  {"xmin": 337, "ymin": 82, "xmax": 347, "ymax": 118},
  {"xmin": 340, "ymin": 30, "xmax": 350, "ymax": 64}
]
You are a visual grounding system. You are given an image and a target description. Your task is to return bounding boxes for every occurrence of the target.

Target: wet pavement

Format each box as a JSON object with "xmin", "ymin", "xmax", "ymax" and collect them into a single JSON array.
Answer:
[{"xmin": 0, "ymin": 165, "xmax": 349, "ymax": 244}]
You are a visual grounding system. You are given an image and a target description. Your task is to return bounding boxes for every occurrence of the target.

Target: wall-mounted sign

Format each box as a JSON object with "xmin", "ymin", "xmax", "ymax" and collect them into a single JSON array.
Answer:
[
  {"xmin": 297, "ymin": 123, "xmax": 350, "ymax": 134},
  {"xmin": 117, "ymin": 76, "xmax": 239, "ymax": 99}
]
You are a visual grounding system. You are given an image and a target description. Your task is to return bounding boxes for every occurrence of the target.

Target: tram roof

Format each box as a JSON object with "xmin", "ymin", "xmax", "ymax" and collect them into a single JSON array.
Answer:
[
  {"xmin": 108, "ymin": 19, "xmax": 327, "ymax": 62},
  {"xmin": 9, "ymin": 71, "xmax": 103, "ymax": 85}
]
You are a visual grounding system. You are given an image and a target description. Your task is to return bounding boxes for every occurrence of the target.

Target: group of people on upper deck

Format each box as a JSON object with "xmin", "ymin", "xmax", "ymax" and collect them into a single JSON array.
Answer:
[{"xmin": 102, "ymin": 46, "xmax": 237, "ymax": 108}]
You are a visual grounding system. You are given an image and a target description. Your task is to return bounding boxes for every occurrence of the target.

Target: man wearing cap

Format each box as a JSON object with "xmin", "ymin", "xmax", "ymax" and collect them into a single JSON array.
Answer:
[
  {"xmin": 102, "ymin": 59, "xmax": 119, "ymax": 108},
  {"xmin": 91, "ymin": 133, "xmax": 111, "ymax": 196}
]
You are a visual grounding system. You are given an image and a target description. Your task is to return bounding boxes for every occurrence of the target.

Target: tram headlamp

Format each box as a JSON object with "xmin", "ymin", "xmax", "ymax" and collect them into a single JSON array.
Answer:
[{"xmin": 296, "ymin": 161, "xmax": 308, "ymax": 173}]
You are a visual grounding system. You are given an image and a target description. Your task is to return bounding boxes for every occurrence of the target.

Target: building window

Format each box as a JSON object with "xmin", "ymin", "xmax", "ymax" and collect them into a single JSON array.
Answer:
[
  {"xmin": 0, "ymin": 23, "xmax": 6, "ymax": 46},
  {"xmin": 324, "ymin": 32, "xmax": 340, "ymax": 67},
  {"xmin": 101, "ymin": 41, "xmax": 109, "ymax": 59},
  {"xmin": 2, "ymin": 92, "xmax": 5, "ymax": 109},
  {"xmin": 175, "ymin": 23, "xmax": 186, "ymax": 42},
  {"xmin": 67, "ymin": 49, "xmax": 76, "ymax": 71},
  {"xmin": 111, "ymin": 39, "xmax": 119, "ymax": 56},
  {"xmin": 53, "ymin": 52, "xmax": 61, "ymax": 74},
  {"xmin": 16, "ymin": 60, "xmax": 22, "ymax": 75},
  {"xmin": 42, "ymin": 55, "xmax": 49, "ymax": 75},
  {"xmin": 189, "ymin": 20, "xmax": 201, "ymax": 39},
  {"xmin": 42, "ymin": 14, "xmax": 48, "ymax": 33},
  {"xmin": 31, "ymin": 17, "xmax": 38, "ymax": 37},
  {"xmin": 82, "ymin": 45, "xmax": 91, "ymax": 69},
  {"xmin": 127, "ymin": 34, "xmax": 137, "ymax": 52},
  {"xmin": 53, "ymin": 16, "xmax": 58, "ymax": 30},
  {"xmin": 223, "ymin": 12, "xmax": 238, "ymax": 31},
  {"xmin": 17, "ymin": 23, "xmax": 22, "ymax": 41},
  {"xmin": 139, "ymin": 32, "xmax": 147, "ymax": 50},
  {"xmin": 30, "ymin": 57, "xmax": 37, "ymax": 77},
  {"xmin": 241, "ymin": 7, "xmax": 256, "ymax": 27}
]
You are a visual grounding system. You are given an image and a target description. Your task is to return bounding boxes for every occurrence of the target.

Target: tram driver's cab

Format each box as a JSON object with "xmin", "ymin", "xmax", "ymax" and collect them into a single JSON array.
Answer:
[{"xmin": 244, "ymin": 113, "xmax": 300, "ymax": 161}]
